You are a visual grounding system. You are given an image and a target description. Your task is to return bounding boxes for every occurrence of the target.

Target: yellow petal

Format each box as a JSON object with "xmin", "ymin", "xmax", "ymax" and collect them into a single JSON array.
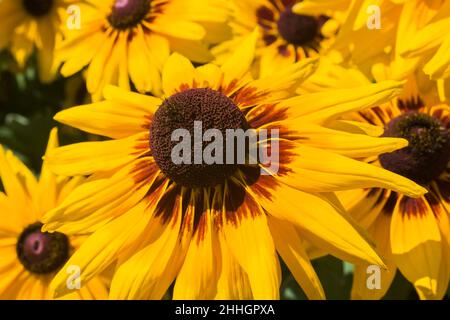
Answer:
[
  {"xmin": 0, "ymin": 192, "xmax": 24, "ymax": 235},
  {"xmin": 128, "ymin": 27, "xmax": 161, "ymax": 94},
  {"xmin": 86, "ymin": 32, "xmax": 117, "ymax": 95},
  {"xmin": 162, "ymin": 53, "xmax": 195, "ymax": 96},
  {"xmin": 36, "ymin": 18, "xmax": 56, "ymax": 83},
  {"xmin": 293, "ymin": 0, "xmax": 350, "ymax": 15},
  {"xmin": 339, "ymin": 188, "xmax": 393, "ymax": 229},
  {"xmin": 215, "ymin": 231, "xmax": 253, "ymax": 300},
  {"xmin": 194, "ymin": 64, "xmax": 223, "ymax": 90},
  {"xmin": 247, "ymin": 180, "xmax": 385, "ymax": 267},
  {"xmin": 268, "ymin": 216, "xmax": 325, "ymax": 300},
  {"xmin": 173, "ymin": 208, "xmax": 220, "ymax": 299},
  {"xmin": 423, "ymin": 36, "xmax": 450, "ymax": 80},
  {"xmin": 390, "ymin": 195, "xmax": 442, "ymax": 299},
  {"xmin": 269, "ymin": 141, "xmax": 427, "ymax": 198},
  {"xmin": 0, "ymin": 246, "xmax": 24, "ymax": 297},
  {"xmin": 0, "ymin": 146, "xmax": 38, "ymax": 222},
  {"xmin": 259, "ymin": 44, "xmax": 296, "ymax": 78},
  {"xmin": 221, "ymin": 29, "xmax": 258, "ymax": 87},
  {"xmin": 428, "ymin": 191, "xmax": 450, "ymax": 299},
  {"xmin": 76, "ymin": 277, "xmax": 109, "ymax": 300},
  {"xmin": 327, "ymin": 120, "xmax": 384, "ymax": 137},
  {"xmin": 37, "ymin": 128, "xmax": 59, "ymax": 213},
  {"xmin": 11, "ymin": 31, "xmax": 34, "ymax": 68},
  {"xmin": 264, "ymin": 121, "xmax": 408, "ymax": 158},
  {"xmin": 54, "ymin": 91, "xmax": 158, "ymax": 139},
  {"xmin": 44, "ymin": 132, "xmax": 148, "ymax": 176},
  {"xmin": 49, "ymin": 200, "xmax": 153, "ymax": 298},
  {"xmin": 221, "ymin": 192, "xmax": 281, "ymax": 299},
  {"xmin": 276, "ymin": 81, "xmax": 403, "ymax": 124},
  {"xmin": 103, "ymin": 85, "xmax": 162, "ymax": 112},
  {"xmin": 151, "ymin": 19, "xmax": 206, "ymax": 40},
  {"xmin": 250, "ymin": 58, "xmax": 319, "ymax": 102},
  {"xmin": 401, "ymin": 17, "xmax": 450, "ymax": 57},
  {"xmin": 110, "ymin": 194, "xmax": 184, "ymax": 300},
  {"xmin": 351, "ymin": 212, "xmax": 397, "ymax": 300},
  {"xmin": 167, "ymin": 36, "xmax": 213, "ymax": 63},
  {"xmin": 42, "ymin": 158, "xmax": 158, "ymax": 234},
  {"xmin": 59, "ymin": 30, "xmax": 106, "ymax": 77}
]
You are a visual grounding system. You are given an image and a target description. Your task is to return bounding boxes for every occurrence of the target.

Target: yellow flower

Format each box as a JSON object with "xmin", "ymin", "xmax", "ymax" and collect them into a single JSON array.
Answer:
[
  {"xmin": 295, "ymin": 0, "xmax": 450, "ymax": 103},
  {"xmin": 213, "ymin": 0, "xmax": 342, "ymax": 77},
  {"xmin": 0, "ymin": 129, "xmax": 108, "ymax": 299},
  {"xmin": 42, "ymin": 31, "xmax": 426, "ymax": 300},
  {"xmin": 57, "ymin": 0, "xmax": 230, "ymax": 101},
  {"xmin": 0, "ymin": 0, "xmax": 73, "ymax": 82},
  {"xmin": 339, "ymin": 98, "xmax": 450, "ymax": 300}
]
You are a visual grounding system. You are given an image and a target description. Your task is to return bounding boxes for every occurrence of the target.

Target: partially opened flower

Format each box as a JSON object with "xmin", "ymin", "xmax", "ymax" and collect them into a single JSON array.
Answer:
[
  {"xmin": 0, "ymin": 129, "xmax": 108, "ymax": 299},
  {"xmin": 42, "ymin": 31, "xmax": 426, "ymax": 300},
  {"xmin": 0, "ymin": 0, "xmax": 73, "ymax": 82},
  {"xmin": 57, "ymin": 0, "xmax": 230, "ymax": 100},
  {"xmin": 213, "ymin": 0, "xmax": 342, "ymax": 77},
  {"xmin": 339, "ymin": 98, "xmax": 450, "ymax": 300}
]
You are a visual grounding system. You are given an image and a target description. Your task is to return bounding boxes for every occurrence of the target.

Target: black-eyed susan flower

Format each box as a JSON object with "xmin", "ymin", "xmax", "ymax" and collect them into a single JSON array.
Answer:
[
  {"xmin": 0, "ymin": 129, "xmax": 108, "ymax": 299},
  {"xmin": 213, "ymin": 0, "xmax": 342, "ymax": 77},
  {"xmin": 295, "ymin": 0, "xmax": 449, "ymax": 103},
  {"xmin": 339, "ymin": 98, "xmax": 450, "ymax": 300},
  {"xmin": 0, "ymin": 0, "xmax": 73, "ymax": 82},
  {"xmin": 57, "ymin": 0, "xmax": 230, "ymax": 101},
  {"xmin": 41, "ymin": 31, "xmax": 426, "ymax": 300}
]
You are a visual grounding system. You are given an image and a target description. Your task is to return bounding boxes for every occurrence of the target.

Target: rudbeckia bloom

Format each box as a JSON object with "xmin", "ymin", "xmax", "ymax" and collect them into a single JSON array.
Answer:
[
  {"xmin": 57, "ymin": 0, "xmax": 230, "ymax": 100},
  {"xmin": 0, "ymin": 0, "xmax": 72, "ymax": 82},
  {"xmin": 42, "ymin": 32, "xmax": 426, "ymax": 300},
  {"xmin": 213, "ymin": 0, "xmax": 341, "ymax": 77},
  {"xmin": 295, "ymin": 0, "xmax": 449, "ymax": 103},
  {"xmin": 340, "ymin": 98, "xmax": 450, "ymax": 300},
  {"xmin": 0, "ymin": 129, "xmax": 108, "ymax": 299}
]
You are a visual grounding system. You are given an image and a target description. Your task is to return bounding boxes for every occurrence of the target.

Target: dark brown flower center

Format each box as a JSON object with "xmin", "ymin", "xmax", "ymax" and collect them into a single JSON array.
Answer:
[
  {"xmin": 150, "ymin": 88, "xmax": 250, "ymax": 188},
  {"xmin": 16, "ymin": 222, "xmax": 69, "ymax": 275},
  {"xmin": 108, "ymin": 0, "xmax": 151, "ymax": 30},
  {"xmin": 277, "ymin": 6, "xmax": 319, "ymax": 45},
  {"xmin": 379, "ymin": 112, "xmax": 450, "ymax": 185},
  {"xmin": 22, "ymin": 0, "xmax": 53, "ymax": 17}
]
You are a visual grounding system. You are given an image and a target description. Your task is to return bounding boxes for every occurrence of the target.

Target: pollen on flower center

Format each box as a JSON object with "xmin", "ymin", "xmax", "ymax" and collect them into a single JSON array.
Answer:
[
  {"xmin": 16, "ymin": 222, "xmax": 69, "ymax": 274},
  {"xmin": 108, "ymin": 0, "xmax": 151, "ymax": 30},
  {"xmin": 379, "ymin": 112, "xmax": 450, "ymax": 185},
  {"xmin": 277, "ymin": 6, "xmax": 320, "ymax": 46},
  {"xmin": 22, "ymin": 0, "xmax": 54, "ymax": 17},
  {"xmin": 150, "ymin": 88, "xmax": 250, "ymax": 188}
]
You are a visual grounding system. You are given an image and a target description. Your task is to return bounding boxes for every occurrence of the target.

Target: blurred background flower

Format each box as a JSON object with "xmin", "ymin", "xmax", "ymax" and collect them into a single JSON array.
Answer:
[
  {"xmin": 212, "ymin": 0, "xmax": 344, "ymax": 78},
  {"xmin": 56, "ymin": 0, "xmax": 231, "ymax": 100},
  {"xmin": 0, "ymin": 129, "xmax": 109, "ymax": 299},
  {"xmin": 0, "ymin": 0, "xmax": 77, "ymax": 83}
]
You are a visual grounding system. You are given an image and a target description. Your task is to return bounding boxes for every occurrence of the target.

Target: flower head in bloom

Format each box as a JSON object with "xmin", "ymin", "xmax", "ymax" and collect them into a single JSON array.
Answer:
[
  {"xmin": 0, "ymin": 129, "xmax": 108, "ymax": 299},
  {"xmin": 213, "ymin": 0, "xmax": 341, "ymax": 77},
  {"xmin": 57, "ymin": 0, "xmax": 230, "ymax": 100},
  {"xmin": 42, "ymin": 32, "xmax": 426, "ymax": 299},
  {"xmin": 295, "ymin": 0, "xmax": 450, "ymax": 103},
  {"xmin": 340, "ymin": 98, "xmax": 450, "ymax": 300},
  {"xmin": 0, "ymin": 0, "xmax": 74, "ymax": 82}
]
